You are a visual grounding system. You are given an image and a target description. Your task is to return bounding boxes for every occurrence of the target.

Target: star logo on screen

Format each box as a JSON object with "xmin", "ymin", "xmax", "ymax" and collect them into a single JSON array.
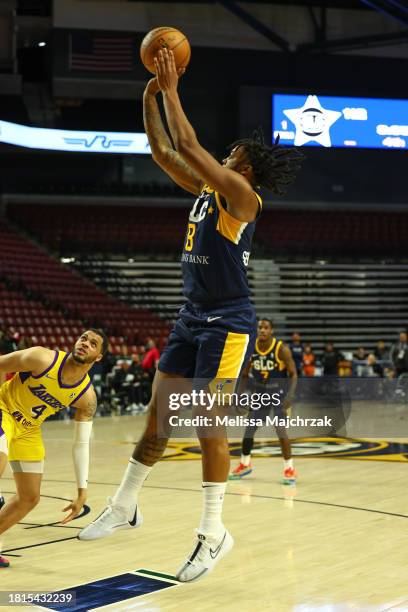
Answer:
[{"xmin": 283, "ymin": 95, "xmax": 342, "ymax": 147}]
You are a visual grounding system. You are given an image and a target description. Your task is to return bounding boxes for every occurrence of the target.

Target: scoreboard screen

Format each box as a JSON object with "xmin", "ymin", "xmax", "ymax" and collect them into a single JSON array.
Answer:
[{"xmin": 272, "ymin": 93, "xmax": 408, "ymax": 149}]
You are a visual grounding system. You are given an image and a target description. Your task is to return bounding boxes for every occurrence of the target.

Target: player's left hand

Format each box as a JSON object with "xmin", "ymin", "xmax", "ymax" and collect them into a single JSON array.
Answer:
[
  {"xmin": 154, "ymin": 49, "xmax": 183, "ymax": 93},
  {"xmin": 61, "ymin": 497, "xmax": 85, "ymax": 524}
]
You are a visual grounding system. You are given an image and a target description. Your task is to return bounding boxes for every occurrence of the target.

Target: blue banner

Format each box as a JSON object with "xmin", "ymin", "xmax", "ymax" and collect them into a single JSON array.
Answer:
[{"xmin": 272, "ymin": 94, "xmax": 408, "ymax": 149}]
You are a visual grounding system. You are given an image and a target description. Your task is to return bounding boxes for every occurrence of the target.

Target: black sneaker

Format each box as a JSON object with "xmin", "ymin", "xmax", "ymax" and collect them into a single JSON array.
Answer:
[{"xmin": 0, "ymin": 496, "xmax": 4, "ymax": 509}]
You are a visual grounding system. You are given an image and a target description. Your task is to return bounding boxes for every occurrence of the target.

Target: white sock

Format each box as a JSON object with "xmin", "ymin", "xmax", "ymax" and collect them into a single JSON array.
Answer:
[
  {"xmin": 241, "ymin": 454, "xmax": 251, "ymax": 466},
  {"xmin": 111, "ymin": 458, "xmax": 152, "ymax": 511},
  {"xmin": 284, "ymin": 458, "xmax": 294, "ymax": 470},
  {"xmin": 199, "ymin": 482, "xmax": 226, "ymax": 538}
]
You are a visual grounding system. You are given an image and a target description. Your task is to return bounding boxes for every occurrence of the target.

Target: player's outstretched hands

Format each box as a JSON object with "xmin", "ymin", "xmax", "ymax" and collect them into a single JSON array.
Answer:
[
  {"xmin": 61, "ymin": 496, "xmax": 85, "ymax": 524},
  {"xmin": 154, "ymin": 49, "xmax": 185, "ymax": 93},
  {"xmin": 145, "ymin": 61, "xmax": 186, "ymax": 97}
]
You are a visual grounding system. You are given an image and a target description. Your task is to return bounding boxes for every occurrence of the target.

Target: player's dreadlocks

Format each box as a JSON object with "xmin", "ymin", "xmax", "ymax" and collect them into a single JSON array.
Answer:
[{"xmin": 229, "ymin": 127, "xmax": 304, "ymax": 196}]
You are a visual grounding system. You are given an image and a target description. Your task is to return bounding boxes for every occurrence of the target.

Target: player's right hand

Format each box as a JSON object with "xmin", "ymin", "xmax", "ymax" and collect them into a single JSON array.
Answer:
[{"xmin": 60, "ymin": 497, "xmax": 85, "ymax": 524}]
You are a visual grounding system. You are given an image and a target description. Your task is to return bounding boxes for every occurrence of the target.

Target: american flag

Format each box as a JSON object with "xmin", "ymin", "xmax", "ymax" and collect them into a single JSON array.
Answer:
[{"xmin": 69, "ymin": 32, "xmax": 135, "ymax": 73}]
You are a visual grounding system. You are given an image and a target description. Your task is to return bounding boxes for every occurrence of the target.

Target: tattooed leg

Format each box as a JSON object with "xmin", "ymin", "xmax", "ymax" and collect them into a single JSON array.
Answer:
[
  {"xmin": 132, "ymin": 370, "xmax": 186, "ymax": 466},
  {"xmin": 133, "ymin": 434, "xmax": 168, "ymax": 466}
]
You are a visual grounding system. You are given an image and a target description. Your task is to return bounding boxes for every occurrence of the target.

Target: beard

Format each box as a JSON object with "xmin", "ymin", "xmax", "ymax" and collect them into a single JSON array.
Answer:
[{"xmin": 72, "ymin": 351, "xmax": 93, "ymax": 365}]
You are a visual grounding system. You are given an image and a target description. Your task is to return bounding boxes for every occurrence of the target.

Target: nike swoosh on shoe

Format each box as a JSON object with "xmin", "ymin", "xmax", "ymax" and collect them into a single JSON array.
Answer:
[
  {"xmin": 210, "ymin": 532, "xmax": 226, "ymax": 559},
  {"xmin": 128, "ymin": 508, "xmax": 138, "ymax": 527}
]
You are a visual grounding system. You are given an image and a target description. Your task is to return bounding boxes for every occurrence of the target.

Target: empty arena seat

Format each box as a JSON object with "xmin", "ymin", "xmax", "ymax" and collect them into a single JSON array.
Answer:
[{"xmin": 0, "ymin": 219, "xmax": 171, "ymax": 351}]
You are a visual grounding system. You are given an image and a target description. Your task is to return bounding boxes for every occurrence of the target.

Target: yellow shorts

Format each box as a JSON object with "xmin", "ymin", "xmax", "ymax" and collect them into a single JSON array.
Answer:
[{"xmin": 0, "ymin": 406, "xmax": 45, "ymax": 462}]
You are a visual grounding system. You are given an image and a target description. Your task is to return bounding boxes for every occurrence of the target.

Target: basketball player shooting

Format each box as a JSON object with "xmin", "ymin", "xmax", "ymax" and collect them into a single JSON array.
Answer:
[
  {"xmin": 79, "ymin": 49, "xmax": 303, "ymax": 582},
  {"xmin": 0, "ymin": 329, "xmax": 107, "ymax": 568}
]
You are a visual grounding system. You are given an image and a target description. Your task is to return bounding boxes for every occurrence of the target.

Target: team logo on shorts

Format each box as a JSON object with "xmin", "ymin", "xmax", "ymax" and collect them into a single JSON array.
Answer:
[{"xmin": 216, "ymin": 379, "xmax": 233, "ymax": 391}]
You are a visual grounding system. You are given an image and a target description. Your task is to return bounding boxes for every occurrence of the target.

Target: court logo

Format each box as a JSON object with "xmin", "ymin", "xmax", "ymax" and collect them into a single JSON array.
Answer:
[
  {"xmin": 165, "ymin": 438, "xmax": 408, "ymax": 462},
  {"xmin": 251, "ymin": 439, "xmax": 362, "ymax": 456},
  {"xmin": 283, "ymin": 95, "xmax": 342, "ymax": 147}
]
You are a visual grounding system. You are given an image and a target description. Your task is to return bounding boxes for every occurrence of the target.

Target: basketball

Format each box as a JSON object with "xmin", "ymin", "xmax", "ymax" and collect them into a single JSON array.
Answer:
[{"xmin": 140, "ymin": 27, "xmax": 191, "ymax": 75}]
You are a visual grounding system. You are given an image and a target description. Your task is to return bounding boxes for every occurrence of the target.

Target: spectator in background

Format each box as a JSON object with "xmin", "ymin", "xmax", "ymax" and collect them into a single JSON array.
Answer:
[
  {"xmin": 302, "ymin": 343, "xmax": 315, "ymax": 377},
  {"xmin": 129, "ymin": 353, "xmax": 143, "ymax": 377},
  {"xmin": 0, "ymin": 331, "xmax": 18, "ymax": 382},
  {"xmin": 101, "ymin": 345, "xmax": 116, "ymax": 378},
  {"xmin": 391, "ymin": 331, "xmax": 408, "ymax": 377},
  {"xmin": 290, "ymin": 332, "xmax": 304, "ymax": 376},
  {"xmin": 353, "ymin": 346, "xmax": 367, "ymax": 377},
  {"xmin": 142, "ymin": 338, "xmax": 160, "ymax": 379},
  {"xmin": 111, "ymin": 360, "xmax": 131, "ymax": 395},
  {"xmin": 366, "ymin": 353, "xmax": 384, "ymax": 378},
  {"xmin": 353, "ymin": 346, "xmax": 367, "ymax": 361},
  {"xmin": 110, "ymin": 360, "xmax": 139, "ymax": 411},
  {"xmin": 0, "ymin": 329, "xmax": 17, "ymax": 354},
  {"xmin": 119, "ymin": 343, "xmax": 129, "ymax": 358},
  {"xmin": 322, "ymin": 342, "xmax": 343, "ymax": 377},
  {"xmin": 17, "ymin": 335, "xmax": 31, "ymax": 351},
  {"xmin": 374, "ymin": 340, "xmax": 387, "ymax": 361},
  {"xmin": 129, "ymin": 354, "xmax": 151, "ymax": 407}
]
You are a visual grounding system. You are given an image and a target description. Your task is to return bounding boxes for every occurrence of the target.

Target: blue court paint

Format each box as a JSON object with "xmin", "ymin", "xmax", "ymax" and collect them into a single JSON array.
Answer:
[{"xmin": 40, "ymin": 570, "xmax": 178, "ymax": 611}]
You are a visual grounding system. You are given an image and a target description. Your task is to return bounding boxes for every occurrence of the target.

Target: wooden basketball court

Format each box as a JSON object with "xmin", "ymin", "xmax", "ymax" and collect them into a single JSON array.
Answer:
[{"xmin": 2, "ymin": 415, "xmax": 408, "ymax": 611}]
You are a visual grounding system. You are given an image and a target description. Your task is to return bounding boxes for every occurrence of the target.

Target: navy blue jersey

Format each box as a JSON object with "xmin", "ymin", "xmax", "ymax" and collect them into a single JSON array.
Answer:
[
  {"xmin": 249, "ymin": 337, "xmax": 288, "ymax": 388},
  {"xmin": 181, "ymin": 185, "xmax": 262, "ymax": 304}
]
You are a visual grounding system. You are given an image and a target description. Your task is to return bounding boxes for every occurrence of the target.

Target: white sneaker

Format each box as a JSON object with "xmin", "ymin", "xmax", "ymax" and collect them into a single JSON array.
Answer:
[
  {"xmin": 176, "ymin": 528, "xmax": 234, "ymax": 582},
  {"xmin": 78, "ymin": 498, "xmax": 143, "ymax": 541}
]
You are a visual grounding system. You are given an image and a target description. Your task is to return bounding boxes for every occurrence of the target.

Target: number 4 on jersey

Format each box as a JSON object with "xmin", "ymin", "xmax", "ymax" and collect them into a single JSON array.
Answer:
[{"xmin": 32, "ymin": 404, "xmax": 47, "ymax": 419}]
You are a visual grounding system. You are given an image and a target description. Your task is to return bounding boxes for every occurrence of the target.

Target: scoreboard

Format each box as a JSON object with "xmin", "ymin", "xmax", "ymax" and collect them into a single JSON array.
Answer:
[{"xmin": 272, "ymin": 94, "xmax": 408, "ymax": 149}]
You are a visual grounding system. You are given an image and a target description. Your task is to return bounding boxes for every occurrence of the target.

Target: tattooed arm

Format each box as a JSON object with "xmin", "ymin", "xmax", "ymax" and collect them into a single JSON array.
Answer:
[
  {"xmin": 73, "ymin": 386, "xmax": 97, "ymax": 422},
  {"xmin": 143, "ymin": 78, "xmax": 203, "ymax": 195}
]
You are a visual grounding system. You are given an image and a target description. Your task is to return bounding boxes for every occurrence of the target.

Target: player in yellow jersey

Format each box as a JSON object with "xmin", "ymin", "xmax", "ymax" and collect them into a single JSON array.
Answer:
[{"xmin": 0, "ymin": 328, "xmax": 107, "ymax": 568}]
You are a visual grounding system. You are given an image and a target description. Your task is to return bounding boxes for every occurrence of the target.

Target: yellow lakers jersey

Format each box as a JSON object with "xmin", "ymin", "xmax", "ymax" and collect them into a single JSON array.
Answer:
[{"xmin": 0, "ymin": 351, "xmax": 91, "ymax": 428}]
